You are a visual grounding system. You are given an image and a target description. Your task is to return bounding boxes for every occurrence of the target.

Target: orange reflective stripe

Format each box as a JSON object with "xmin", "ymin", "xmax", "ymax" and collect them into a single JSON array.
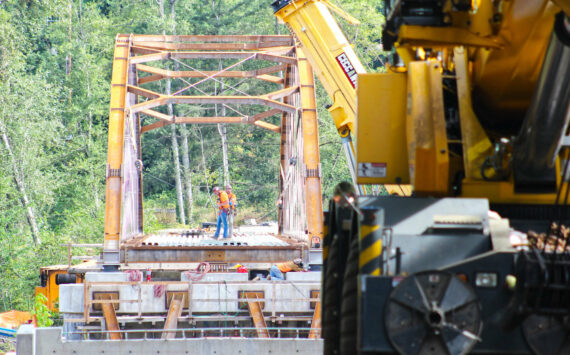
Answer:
[
  {"xmin": 218, "ymin": 191, "xmax": 230, "ymax": 209},
  {"xmin": 277, "ymin": 262, "xmax": 292, "ymax": 273},
  {"xmin": 228, "ymin": 193, "xmax": 237, "ymax": 209}
]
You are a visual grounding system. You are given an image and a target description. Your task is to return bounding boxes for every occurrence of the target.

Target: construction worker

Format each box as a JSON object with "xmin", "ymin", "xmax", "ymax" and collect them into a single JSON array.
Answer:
[
  {"xmin": 267, "ymin": 258, "xmax": 304, "ymax": 280},
  {"xmin": 212, "ymin": 186, "xmax": 230, "ymax": 239},
  {"xmin": 226, "ymin": 185, "xmax": 237, "ymax": 237}
]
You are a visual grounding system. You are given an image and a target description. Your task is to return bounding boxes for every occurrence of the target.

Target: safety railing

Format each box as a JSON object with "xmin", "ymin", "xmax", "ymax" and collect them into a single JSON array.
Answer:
[
  {"xmin": 60, "ymin": 243, "xmax": 103, "ymax": 268},
  {"xmin": 64, "ymin": 326, "xmax": 319, "ymax": 341}
]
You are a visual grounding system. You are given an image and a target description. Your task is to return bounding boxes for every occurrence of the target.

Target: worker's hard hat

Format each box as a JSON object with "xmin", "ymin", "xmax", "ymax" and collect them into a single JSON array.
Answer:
[
  {"xmin": 293, "ymin": 258, "xmax": 302, "ymax": 265},
  {"xmin": 213, "ymin": 186, "xmax": 220, "ymax": 193},
  {"xmin": 226, "ymin": 184, "xmax": 232, "ymax": 189}
]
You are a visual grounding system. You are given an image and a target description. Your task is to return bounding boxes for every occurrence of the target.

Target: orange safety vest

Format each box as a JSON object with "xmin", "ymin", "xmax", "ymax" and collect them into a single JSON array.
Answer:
[
  {"xmin": 228, "ymin": 192, "xmax": 237, "ymax": 210},
  {"xmin": 277, "ymin": 261, "xmax": 302, "ymax": 273},
  {"xmin": 217, "ymin": 191, "xmax": 230, "ymax": 210}
]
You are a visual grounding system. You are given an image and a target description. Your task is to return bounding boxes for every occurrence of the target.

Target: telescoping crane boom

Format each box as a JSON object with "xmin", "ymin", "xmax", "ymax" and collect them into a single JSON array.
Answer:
[
  {"xmin": 272, "ymin": 0, "xmax": 409, "ymax": 196},
  {"xmin": 272, "ymin": 0, "xmax": 366, "ymax": 194}
]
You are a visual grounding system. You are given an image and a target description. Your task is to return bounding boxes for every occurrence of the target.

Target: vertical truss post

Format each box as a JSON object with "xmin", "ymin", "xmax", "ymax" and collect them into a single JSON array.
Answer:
[
  {"xmin": 279, "ymin": 63, "xmax": 293, "ymax": 236},
  {"xmin": 297, "ymin": 47, "xmax": 323, "ymax": 245},
  {"xmin": 103, "ymin": 34, "xmax": 131, "ymax": 271}
]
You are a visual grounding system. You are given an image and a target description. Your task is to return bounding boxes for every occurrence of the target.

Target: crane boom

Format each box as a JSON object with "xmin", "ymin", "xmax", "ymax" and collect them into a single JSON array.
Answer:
[{"xmin": 272, "ymin": 0, "xmax": 365, "ymax": 192}]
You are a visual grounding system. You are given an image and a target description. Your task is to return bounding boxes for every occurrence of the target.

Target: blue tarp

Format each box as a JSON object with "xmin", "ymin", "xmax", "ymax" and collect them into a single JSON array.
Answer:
[{"xmin": 0, "ymin": 326, "xmax": 16, "ymax": 337}]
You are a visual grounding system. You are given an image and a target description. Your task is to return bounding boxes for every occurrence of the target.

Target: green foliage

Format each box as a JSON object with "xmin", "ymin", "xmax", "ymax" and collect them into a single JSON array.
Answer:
[
  {"xmin": 334, "ymin": 0, "xmax": 388, "ymax": 71},
  {"xmin": 0, "ymin": 0, "xmax": 385, "ymax": 309},
  {"xmin": 33, "ymin": 293, "xmax": 54, "ymax": 327}
]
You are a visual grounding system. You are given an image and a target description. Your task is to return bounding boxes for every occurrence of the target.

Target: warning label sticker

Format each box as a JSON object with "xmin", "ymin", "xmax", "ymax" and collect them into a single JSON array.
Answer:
[{"xmin": 358, "ymin": 162, "xmax": 387, "ymax": 178}]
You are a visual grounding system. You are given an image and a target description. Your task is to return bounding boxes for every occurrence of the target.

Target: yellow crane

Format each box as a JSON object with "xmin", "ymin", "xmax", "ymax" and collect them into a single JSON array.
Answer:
[
  {"xmin": 273, "ymin": 0, "xmax": 363, "ymax": 192},
  {"xmin": 274, "ymin": 0, "xmax": 570, "ymax": 354},
  {"xmin": 273, "ymin": 0, "xmax": 411, "ymax": 195}
]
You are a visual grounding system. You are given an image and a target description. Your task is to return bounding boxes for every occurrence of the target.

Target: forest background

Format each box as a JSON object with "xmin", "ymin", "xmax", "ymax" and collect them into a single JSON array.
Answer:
[{"xmin": 0, "ymin": 0, "xmax": 387, "ymax": 312}]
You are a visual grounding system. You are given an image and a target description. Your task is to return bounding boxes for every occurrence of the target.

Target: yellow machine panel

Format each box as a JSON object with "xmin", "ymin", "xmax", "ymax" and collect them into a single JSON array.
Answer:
[
  {"xmin": 35, "ymin": 265, "xmax": 83, "ymax": 312},
  {"xmin": 407, "ymin": 61, "xmax": 449, "ymax": 196},
  {"xmin": 35, "ymin": 266, "xmax": 68, "ymax": 312},
  {"xmin": 356, "ymin": 73, "xmax": 409, "ymax": 185}
]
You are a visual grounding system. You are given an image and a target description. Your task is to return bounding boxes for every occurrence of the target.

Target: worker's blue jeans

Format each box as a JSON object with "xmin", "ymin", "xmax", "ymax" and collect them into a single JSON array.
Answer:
[
  {"xmin": 214, "ymin": 210, "xmax": 228, "ymax": 238},
  {"xmin": 270, "ymin": 265, "xmax": 284, "ymax": 280}
]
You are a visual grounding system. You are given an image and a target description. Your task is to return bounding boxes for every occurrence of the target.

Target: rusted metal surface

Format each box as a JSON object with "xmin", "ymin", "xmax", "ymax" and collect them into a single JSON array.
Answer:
[
  {"xmin": 121, "ymin": 228, "xmax": 305, "ymax": 263},
  {"xmin": 101, "ymin": 294, "xmax": 122, "ymax": 340},
  {"xmin": 103, "ymin": 34, "xmax": 132, "ymax": 266},
  {"xmin": 308, "ymin": 301, "xmax": 321, "ymax": 339},
  {"xmin": 297, "ymin": 48, "xmax": 324, "ymax": 245},
  {"xmin": 119, "ymin": 34, "xmax": 301, "ymax": 136},
  {"xmin": 122, "ymin": 247, "xmax": 301, "ymax": 263},
  {"xmin": 162, "ymin": 293, "xmax": 184, "ymax": 339},
  {"xmin": 244, "ymin": 292, "xmax": 270, "ymax": 338},
  {"xmin": 104, "ymin": 33, "xmax": 318, "ymax": 264}
]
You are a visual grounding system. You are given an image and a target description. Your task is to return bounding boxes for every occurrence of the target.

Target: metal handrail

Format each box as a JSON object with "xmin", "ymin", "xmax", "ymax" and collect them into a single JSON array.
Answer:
[
  {"xmin": 64, "ymin": 326, "xmax": 320, "ymax": 341},
  {"xmin": 60, "ymin": 243, "xmax": 103, "ymax": 268}
]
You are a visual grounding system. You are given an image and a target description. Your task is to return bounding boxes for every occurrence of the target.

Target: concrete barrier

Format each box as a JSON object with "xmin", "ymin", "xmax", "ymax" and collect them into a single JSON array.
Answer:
[{"xmin": 17, "ymin": 327, "xmax": 323, "ymax": 355}]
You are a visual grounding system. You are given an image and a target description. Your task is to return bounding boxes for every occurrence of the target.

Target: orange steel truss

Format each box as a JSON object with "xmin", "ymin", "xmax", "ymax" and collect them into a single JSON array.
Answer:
[{"xmin": 103, "ymin": 34, "xmax": 323, "ymax": 267}]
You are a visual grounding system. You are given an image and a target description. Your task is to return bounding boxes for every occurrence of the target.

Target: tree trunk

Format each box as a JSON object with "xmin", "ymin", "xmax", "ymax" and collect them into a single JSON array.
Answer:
[
  {"xmin": 168, "ymin": 0, "xmax": 194, "ymax": 224},
  {"xmin": 0, "ymin": 119, "xmax": 41, "ymax": 245},
  {"xmin": 215, "ymin": 64, "xmax": 230, "ymax": 186},
  {"xmin": 211, "ymin": 1, "xmax": 230, "ymax": 187},
  {"xmin": 160, "ymin": 0, "xmax": 185, "ymax": 225},
  {"xmin": 195, "ymin": 126, "xmax": 216, "ymax": 212},
  {"xmin": 217, "ymin": 121, "xmax": 230, "ymax": 186},
  {"xmin": 169, "ymin": 118, "xmax": 185, "ymax": 225},
  {"xmin": 180, "ymin": 126, "xmax": 193, "ymax": 224},
  {"xmin": 86, "ymin": 83, "xmax": 100, "ymax": 212}
]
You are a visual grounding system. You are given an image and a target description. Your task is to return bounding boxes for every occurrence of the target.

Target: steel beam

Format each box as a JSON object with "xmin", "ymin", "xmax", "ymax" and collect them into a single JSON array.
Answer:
[
  {"xmin": 308, "ymin": 301, "xmax": 321, "ymax": 339},
  {"xmin": 244, "ymin": 292, "xmax": 270, "ymax": 338},
  {"xmin": 103, "ymin": 34, "xmax": 131, "ymax": 269},
  {"xmin": 122, "ymin": 246, "xmax": 301, "ymax": 263},
  {"xmin": 297, "ymin": 48, "xmax": 323, "ymax": 244},
  {"xmin": 101, "ymin": 297, "xmax": 122, "ymax": 340},
  {"xmin": 162, "ymin": 294, "xmax": 184, "ymax": 339}
]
